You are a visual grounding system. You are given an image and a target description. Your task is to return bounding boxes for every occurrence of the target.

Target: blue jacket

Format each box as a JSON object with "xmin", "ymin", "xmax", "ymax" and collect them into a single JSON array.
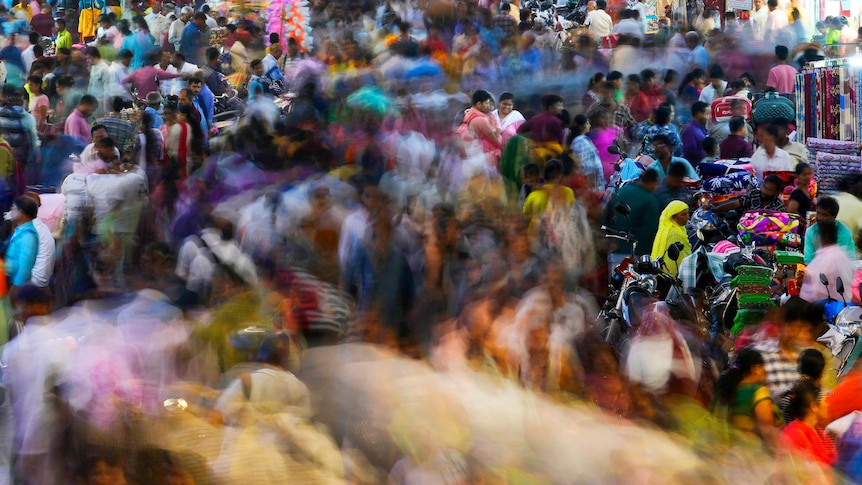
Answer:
[{"xmin": 5, "ymin": 221, "xmax": 38, "ymax": 286}]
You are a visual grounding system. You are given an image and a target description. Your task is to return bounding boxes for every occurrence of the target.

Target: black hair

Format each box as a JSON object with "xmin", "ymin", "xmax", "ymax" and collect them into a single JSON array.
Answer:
[
  {"xmin": 112, "ymin": 96, "xmax": 125, "ymax": 113},
  {"xmin": 663, "ymin": 69, "xmax": 677, "ymax": 84},
  {"xmin": 703, "ymin": 136, "xmax": 718, "ymax": 155},
  {"xmin": 729, "ymin": 115, "xmax": 746, "ymax": 133},
  {"xmin": 819, "ymin": 219, "xmax": 838, "ymax": 246},
  {"xmin": 627, "ymin": 73, "xmax": 641, "ymax": 85},
  {"xmin": 708, "ymin": 64, "xmax": 725, "ymax": 80},
  {"xmin": 118, "ymin": 48, "xmax": 134, "ymax": 60},
  {"xmin": 13, "ymin": 195, "xmax": 38, "ymax": 219},
  {"xmin": 472, "ymin": 89, "xmax": 493, "ymax": 105},
  {"xmin": 499, "ymin": 92, "xmax": 515, "ymax": 102},
  {"xmin": 173, "ymin": 51, "xmax": 186, "ymax": 62},
  {"xmin": 588, "ymin": 72, "xmax": 606, "ymax": 90},
  {"xmin": 786, "ymin": 381, "xmax": 819, "ymax": 421},
  {"xmin": 596, "ymin": 0, "xmax": 607, "ymax": 8},
  {"xmin": 544, "ymin": 159, "xmax": 562, "ymax": 180},
  {"xmin": 716, "ymin": 348, "xmax": 764, "ymax": 406},
  {"xmin": 607, "ymin": 70, "xmax": 623, "ymax": 82},
  {"xmin": 28, "ymin": 31, "xmax": 39, "ymax": 44},
  {"xmin": 640, "ymin": 69, "xmax": 655, "ymax": 81},
  {"xmin": 523, "ymin": 162, "xmax": 540, "ymax": 177},
  {"xmin": 763, "ymin": 174, "xmax": 785, "ymax": 192},
  {"xmin": 250, "ymin": 59, "xmax": 263, "ymax": 69},
  {"xmin": 775, "ymin": 45, "xmax": 789, "ymax": 61},
  {"xmin": 678, "ymin": 68, "xmax": 706, "ymax": 95},
  {"xmin": 572, "ymin": 113, "xmax": 589, "ymax": 136},
  {"xmin": 652, "ymin": 133, "xmax": 672, "ymax": 147},
  {"xmin": 55, "ymin": 18, "xmax": 66, "ymax": 27},
  {"xmin": 541, "ymin": 94, "xmax": 563, "ymax": 110},
  {"xmin": 206, "ymin": 47, "xmax": 220, "ymax": 62},
  {"xmin": 654, "ymin": 105, "xmax": 673, "ymax": 125},
  {"xmin": 667, "ymin": 161, "xmax": 687, "ymax": 178},
  {"xmin": 691, "ymin": 101, "xmax": 710, "ymax": 116},
  {"xmin": 818, "ymin": 195, "xmax": 839, "ymax": 218},
  {"xmin": 95, "ymin": 137, "xmax": 115, "ymax": 149},
  {"xmin": 795, "ymin": 162, "xmax": 811, "ymax": 176},
  {"xmin": 798, "ymin": 348, "xmax": 826, "ymax": 381},
  {"xmin": 641, "ymin": 167, "xmax": 660, "ymax": 184},
  {"xmin": 80, "ymin": 94, "xmax": 99, "ymax": 107}
]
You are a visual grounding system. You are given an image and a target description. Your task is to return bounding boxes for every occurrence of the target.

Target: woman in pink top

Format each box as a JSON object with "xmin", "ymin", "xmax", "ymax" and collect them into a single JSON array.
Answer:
[
  {"xmin": 26, "ymin": 75, "xmax": 49, "ymax": 132},
  {"xmin": 493, "ymin": 92, "xmax": 525, "ymax": 147},
  {"xmin": 587, "ymin": 108, "xmax": 623, "ymax": 184}
]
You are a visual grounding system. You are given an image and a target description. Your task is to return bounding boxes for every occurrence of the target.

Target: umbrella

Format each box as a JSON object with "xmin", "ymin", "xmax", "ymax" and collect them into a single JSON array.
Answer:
[{"xmin": 345, "ymin": 86, "xmax": 397, "ymax": 116}]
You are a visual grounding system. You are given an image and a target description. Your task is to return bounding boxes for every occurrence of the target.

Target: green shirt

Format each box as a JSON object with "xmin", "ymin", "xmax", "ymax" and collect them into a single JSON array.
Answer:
[
  {"xmin": 608, "ymin": 182, "xmax": 660, "ymax": 256},
  {"xmin": 56, "ymin": 30, "xmax": 72, "ymax": 50},
  {"xmin": 803, "ymin": 221, "xmax": 857, "ymax": 264}
]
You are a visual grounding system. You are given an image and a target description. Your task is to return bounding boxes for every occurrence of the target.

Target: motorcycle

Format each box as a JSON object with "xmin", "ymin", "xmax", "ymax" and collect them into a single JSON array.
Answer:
[
  {"xmin": 599, "ymin": 202, "xmax": 688, "ymax": 349},
  {"xmin": 814, "ymin": 274, "xmax": 862, "ymax": 377}
]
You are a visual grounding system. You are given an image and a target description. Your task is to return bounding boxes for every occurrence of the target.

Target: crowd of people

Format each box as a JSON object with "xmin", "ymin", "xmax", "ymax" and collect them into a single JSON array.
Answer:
[{"xmin": 1, "ymin": 0, "xmax": 862, "ymax": 482}]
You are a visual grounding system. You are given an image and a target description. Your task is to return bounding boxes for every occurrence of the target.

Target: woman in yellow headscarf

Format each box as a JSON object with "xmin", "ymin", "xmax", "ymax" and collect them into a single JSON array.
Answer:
[{"xmin": 651, "ymin": 200, "xmax": 692, "ymax": 277}]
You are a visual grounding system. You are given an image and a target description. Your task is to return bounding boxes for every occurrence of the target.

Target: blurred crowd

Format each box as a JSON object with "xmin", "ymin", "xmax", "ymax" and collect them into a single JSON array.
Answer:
[{"xmin": 0, "ymin": 0, "xmax": 862, "ymax": 483}]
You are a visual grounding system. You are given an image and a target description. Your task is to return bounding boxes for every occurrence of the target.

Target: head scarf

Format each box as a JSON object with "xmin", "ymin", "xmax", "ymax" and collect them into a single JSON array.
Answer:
[{"xmin": 651, "ymin": 200, "xmax": 692, "ymax": 277}]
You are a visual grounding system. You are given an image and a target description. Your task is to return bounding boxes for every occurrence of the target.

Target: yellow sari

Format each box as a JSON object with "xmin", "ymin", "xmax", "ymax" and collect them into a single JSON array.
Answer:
[{"xmin": 651, "ymin": 200, "xmax": 692, "ymax": 277}]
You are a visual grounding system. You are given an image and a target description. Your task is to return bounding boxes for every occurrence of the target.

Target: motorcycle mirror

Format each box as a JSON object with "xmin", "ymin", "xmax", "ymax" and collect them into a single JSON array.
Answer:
[
  {"xmin": 607, "ymin": 145, "xmax": 621, "ymax": 155},
  {"xmin": 615, "ymin": 202, "xmax": 632, "ymax": 217},
  {"xmin": 613, "ymin": 162, "xmax": 621, "ymax": 172},
  {"xmin": 668, "ymin": 242, "xmax": 684, "ymax": 262},
  {"xmin": 837, "ymin": 277, "xmax": 846, "ymax": 295},
  {"xmin": 820, "ymin": 273, "xmax": 830, "ymax": 287}
]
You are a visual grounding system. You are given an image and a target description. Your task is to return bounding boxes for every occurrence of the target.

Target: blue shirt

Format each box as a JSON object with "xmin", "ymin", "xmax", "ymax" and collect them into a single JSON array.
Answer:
[
  {"xmin": 144, "ymin": 107, "xmax": 164, "ymax": 129},
  {"xmin": 248, "ymin": 77, "xmax": 266, "ymax": 101},
  {"xmin": 121, "ymin": 31, "xmax": 156, "ymax": 70},
  {"xmin": 647, "ymin": 156, "xmax": 700, "ymax": 182},
  {"xmin": 688, "ymin": 45, "xmax": 709, "ymax": 70},
  {"xmin": 181, "ymin": 23, "xmax": 206, "ymax": 67},
  {"xmin": 5, "ymin": 221, "xmax": 38, "ymax": 286},
  {"xmin": 195, "ymin": 84, "xmax": 214, "ymax": 130}
]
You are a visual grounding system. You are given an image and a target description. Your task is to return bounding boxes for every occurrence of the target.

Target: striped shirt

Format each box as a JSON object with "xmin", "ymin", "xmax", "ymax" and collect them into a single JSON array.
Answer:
[{"xmin": 95, "ymin": 113, "xmax": 135, "ymax": 153}]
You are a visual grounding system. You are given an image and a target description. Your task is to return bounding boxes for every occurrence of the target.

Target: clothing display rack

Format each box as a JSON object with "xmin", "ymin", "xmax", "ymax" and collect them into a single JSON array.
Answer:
[{"xmin": 795, "ymin": 58, "xmax": 860, "ymax": 144}]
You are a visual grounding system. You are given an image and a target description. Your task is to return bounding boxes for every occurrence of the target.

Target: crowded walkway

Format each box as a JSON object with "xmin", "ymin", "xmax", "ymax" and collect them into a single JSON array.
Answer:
[{"xmin": 0, "ymin": 0, "xmax": 862, "ymax": 483}]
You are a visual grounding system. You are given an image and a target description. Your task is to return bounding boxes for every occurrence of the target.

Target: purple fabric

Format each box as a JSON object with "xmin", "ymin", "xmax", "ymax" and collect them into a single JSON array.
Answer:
[
  {"xmin": 681, "ymin": 121, "xmax": 708, "ymax": 166},
  {"xmin": 720, "ymin": 134, "xmax": 755, "ymax": 159},
  {"xmin": 589, "ymin": 126, "xmax": 624, "ymax": 183}
]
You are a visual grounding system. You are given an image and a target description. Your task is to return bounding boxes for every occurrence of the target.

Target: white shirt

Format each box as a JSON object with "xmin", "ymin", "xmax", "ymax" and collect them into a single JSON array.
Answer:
[
  {"xmin": 751, "ymin": 7, "xmax": 769, "ymax": 41},
  {"xmin": 629, "ymin": 1, "xmax": 647, "ymax": 31},
  {"xmin": 205, "ymin": 16, "xmax": 218, "ymax": 30},
  {"xmin": 751, "ymin": 146, "xmax": 792, "ymax": 182},
  {"xmin": 176, "ymin": 228, "xmax": 258, "ymax": 294},
  {"xmin": 21, "ymin": 44, "xmax": 35, "ymax": 75},
  {"xmin": 145, "ymin": 12, "xmax": 169, "ymax": 46},
  {"xmin": 585, "ymin": 9, "xmax": 613, "ymax": 40},
  {"xmin": 698, "ymin": 80, "xmax": 727, "ymax": 105},
  {"xmin": 168, "ymin": 18, "xmax": 187, "ymax": 50},
  {"xmin": 612, "ymin": 18, "xmax": 645, "ymax": 41},
  {"xmin": 30, "ymin": 218, "xmax": 55, "ymax": 287},
  {"xmin": 85, "ymin": 171, "xmax": 148, "ymax": 235},
  {"xmin": 168, "ymin": 61, "xmax": 199, "ymax": 96},
  {"xmin": 106, "ymin": 61, "xmax": 133, "ymax": 101},
  {"xmin": 338, "ymin": 207, "xmax": 369, "ymax": 271},
  {"xmin": 214, "ymin": 367, "xmax": 311, "ymax": 423},
  {"xmin": 764, "ymin": 9, "xmax": 788, "ymax": 43},
  {"xmin": 800, "ymin": 245, "xmax": 855, "ymax": 302},
  {"xmin": 89, "ymin": 60, "xmax": 112, "ymax": 104}
]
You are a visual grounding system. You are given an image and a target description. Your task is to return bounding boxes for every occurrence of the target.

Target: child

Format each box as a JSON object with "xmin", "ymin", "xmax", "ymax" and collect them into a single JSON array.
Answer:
[
  {"xmin": 701, "ymin": 137, "xmax": 719, "ymax": 163},
  {"xmin": 518, "ymin": 163, "xmax": 542, "ymax": 208}
]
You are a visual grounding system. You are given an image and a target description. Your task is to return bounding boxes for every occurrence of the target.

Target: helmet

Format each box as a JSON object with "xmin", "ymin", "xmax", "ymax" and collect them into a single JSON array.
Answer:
[{"xmin": 229, "ymin": 327, "xmax": 290, "ymax": 364}]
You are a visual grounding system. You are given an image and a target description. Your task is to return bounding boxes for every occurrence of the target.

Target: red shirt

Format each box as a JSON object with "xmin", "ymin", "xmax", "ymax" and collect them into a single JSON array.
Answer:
[
  {"xmin": 30, "ymin": 13, "xmax": 55, "ymax": 37},
  {"xmin": 826, "ymin": 369, "xmax": 862, "ymax": 423},
  {"xmin": 626, "ymin": 91, "xmax": 652, "ymax": 123},
  {"xmin": 777, "ymin": 420, "xmax": 838, "ymax": 466}
]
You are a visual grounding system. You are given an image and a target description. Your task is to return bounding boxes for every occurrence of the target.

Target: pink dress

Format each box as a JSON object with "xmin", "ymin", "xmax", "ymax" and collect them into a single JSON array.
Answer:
[{"xmin": 589, "ymin": 126, "xmax": 624, "ymax": 183}]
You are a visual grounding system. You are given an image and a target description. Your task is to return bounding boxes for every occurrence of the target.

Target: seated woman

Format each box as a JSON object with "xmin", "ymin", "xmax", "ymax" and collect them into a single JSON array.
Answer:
[
  {"xmin": 712, "ymin": 348, "xmax": 780, "ymax": 447},
  {"xmin": 650, "ymin": 200, "xmax": 691, "ymax": 277}
]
